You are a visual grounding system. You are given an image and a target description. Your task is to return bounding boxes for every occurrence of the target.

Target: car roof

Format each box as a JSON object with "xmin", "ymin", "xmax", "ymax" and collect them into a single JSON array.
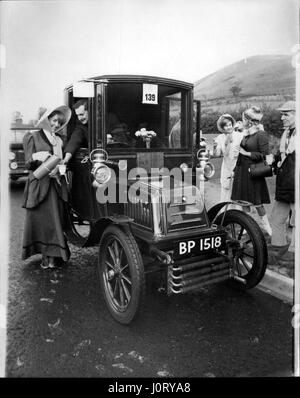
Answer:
[{"xmin": 65, "ymin": 74, "xmax": 193, "ymax": 91}]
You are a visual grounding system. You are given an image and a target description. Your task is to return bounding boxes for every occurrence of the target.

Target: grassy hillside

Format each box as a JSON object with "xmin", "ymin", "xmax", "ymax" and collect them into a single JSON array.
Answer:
[
  {"xmin": 194, "ymin": 55, "xmax": 295, "ymax": 101},
  {"xmin": 194, "ymin": 55, "xmax": 295, "ymax": 138}
]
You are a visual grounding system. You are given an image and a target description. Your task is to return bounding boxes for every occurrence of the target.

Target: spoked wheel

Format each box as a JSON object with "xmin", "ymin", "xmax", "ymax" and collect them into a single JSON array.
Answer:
[
  {"xmin": 216, "ymin": 210, "xmax": 267, "ymax": 289},
  {"xmin": 98, "ymin": 225, "xmax": 145, "ymax": 324}
]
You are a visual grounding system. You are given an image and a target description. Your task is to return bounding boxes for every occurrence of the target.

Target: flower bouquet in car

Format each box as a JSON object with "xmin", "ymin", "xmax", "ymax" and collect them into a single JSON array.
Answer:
[{"xmin": 135, "ymin": 128, "xmax": 157, "ymax": 149}]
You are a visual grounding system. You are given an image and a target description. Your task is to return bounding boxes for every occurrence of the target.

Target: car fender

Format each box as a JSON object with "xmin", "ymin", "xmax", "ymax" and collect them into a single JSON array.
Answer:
[
  {"xmin": 207, "ymin": 201, "xmax": 253, "ymax": 225},
  {"xmin": 207, "ymin": 202, "xmax": 233, "ymax": 225},
  {"xmin": 84, "ymin": 215, "xmax": 134, "ymax": 247}
]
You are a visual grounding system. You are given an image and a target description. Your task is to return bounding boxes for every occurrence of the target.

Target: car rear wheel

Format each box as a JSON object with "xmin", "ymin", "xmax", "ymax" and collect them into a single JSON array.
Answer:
[
  {"xmin": 98, "ymin": 225, "xmax": 145, "ymax": 324},
  {"xmin": 216, "ymin": 210, "xmax": 267, "ymax": 289}
]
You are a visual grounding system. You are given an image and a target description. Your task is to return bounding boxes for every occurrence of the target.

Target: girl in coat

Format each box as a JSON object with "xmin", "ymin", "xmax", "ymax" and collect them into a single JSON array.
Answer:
[
  {"xmin": 22, "ymin": 105, "xmax": 72, "ymax": 268},
  {"xmin": 231, "ymin": 106, "xmax": 272, "ymax": 236},
  {"xmin": 213, "ymin": 114, "xmax": 244, "ymax": 202}
]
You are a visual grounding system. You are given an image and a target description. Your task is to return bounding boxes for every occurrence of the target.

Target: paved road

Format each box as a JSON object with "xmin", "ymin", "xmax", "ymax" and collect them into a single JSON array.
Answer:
[{"xmin": 6, "ymin": 179, "xmax": 293, "ymax": 377}]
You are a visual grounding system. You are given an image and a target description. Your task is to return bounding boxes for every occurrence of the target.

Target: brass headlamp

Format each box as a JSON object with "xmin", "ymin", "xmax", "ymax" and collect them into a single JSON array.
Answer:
[
  {"xmin": 90, "ymin": 149, "xmax": 112, "ymax": 187},
  {"xmin": 196, "ymin": 148, "xmax": 215, "ymax": 180}
]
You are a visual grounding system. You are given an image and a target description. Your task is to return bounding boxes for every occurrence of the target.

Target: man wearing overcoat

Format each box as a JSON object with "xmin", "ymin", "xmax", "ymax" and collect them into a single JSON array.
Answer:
[{"xmin": 269, "ymin": 100, "xmax": 296, "ymax": 265}]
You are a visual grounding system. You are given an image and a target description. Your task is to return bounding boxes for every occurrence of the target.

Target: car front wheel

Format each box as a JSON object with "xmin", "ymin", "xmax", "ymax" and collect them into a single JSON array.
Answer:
[
  {"xmin": 216, "ymin": 210, "xmax": 267, "ymax": 289},
  {"xmin": 98, "ymin": 225, "xmax": 145, "ymax": 324}
]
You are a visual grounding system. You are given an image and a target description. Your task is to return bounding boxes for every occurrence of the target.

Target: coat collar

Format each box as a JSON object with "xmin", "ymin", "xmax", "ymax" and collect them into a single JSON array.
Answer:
[{"xmin": 246, "ymin": 124, "xmax": 263, "ymax": 136}]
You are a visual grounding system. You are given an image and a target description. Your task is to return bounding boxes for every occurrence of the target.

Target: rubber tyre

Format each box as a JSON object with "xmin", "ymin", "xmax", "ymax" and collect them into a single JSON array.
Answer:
[
  {"xmin": 98, "ymin": 225, "xmax": 145, "ymax": 324},
  {"xmin": 216, "ymin": 210, "xmax": 267, "ymax": 289}
]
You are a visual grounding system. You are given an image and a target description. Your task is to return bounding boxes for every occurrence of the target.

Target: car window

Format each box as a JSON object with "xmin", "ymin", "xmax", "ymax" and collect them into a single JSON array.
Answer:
[{"xmin": 105, "ymin": 83, "xmax": 188, "ymax": 151}]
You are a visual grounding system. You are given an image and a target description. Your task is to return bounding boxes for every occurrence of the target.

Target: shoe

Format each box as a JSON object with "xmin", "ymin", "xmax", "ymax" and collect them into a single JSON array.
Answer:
[
  {"xmin": 48, "ymin": 257, "xmax": 56, "ymax": 268},
  {"xmin": 278, "ymin": 251, "xmax": 295, "ymax": 264},
  {"xmin": 40, "ymin": 258, "xmax": 49, "ymax": 269},
  {"xmin": 268, "ymin": 252, "xmax": 281, "ymax": 265},
  {"xmin": 269, "ymin": 244, "xmax": 290, "ymax": 256},
  {"xmin": 268, "ymin": 244, "xmax": 290, "ymax": 265},
  {"xmin": 40, "ymin": 256, "xmax": 52, "ymax": 269}
]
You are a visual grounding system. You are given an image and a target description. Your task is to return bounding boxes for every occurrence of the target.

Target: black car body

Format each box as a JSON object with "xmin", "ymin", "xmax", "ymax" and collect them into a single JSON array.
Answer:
[
  {"xmin": 9, "ymin": 123, "xmax": 38, "ymax": 181},
  {"xmin": 63, "ymin": 75, "xmax": 267, "ymax": 324}
]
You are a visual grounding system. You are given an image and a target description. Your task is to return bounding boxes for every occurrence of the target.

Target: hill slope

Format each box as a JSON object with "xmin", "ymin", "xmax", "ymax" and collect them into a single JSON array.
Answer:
[{"xmin": 194, "ymin": 55, "xmax": 295, "ymax": 100}]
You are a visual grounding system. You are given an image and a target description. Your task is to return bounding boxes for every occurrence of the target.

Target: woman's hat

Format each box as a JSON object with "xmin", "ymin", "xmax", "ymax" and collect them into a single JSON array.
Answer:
[
  {"xmin": 217, "ymin": 114, "xmax": 236, "ymax": 133},
  {"xmin": 35, "ymin": 105, "xmax": 72, "ymax": 133},
  {"xmin": 243, "ymin": 106, "xmax": 263, "ymax": 122}
]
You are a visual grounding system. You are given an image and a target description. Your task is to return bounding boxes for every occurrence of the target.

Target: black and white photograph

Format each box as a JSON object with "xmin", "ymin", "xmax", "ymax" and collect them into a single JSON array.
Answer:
[{"xmin": 0, "ymin": 0, "xmax": 299, "ymax": 381}]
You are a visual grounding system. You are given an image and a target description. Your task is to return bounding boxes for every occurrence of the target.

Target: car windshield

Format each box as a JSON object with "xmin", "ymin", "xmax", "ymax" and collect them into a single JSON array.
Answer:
[{"xmin": 105, "ymin": 82, "xmax": 188, "ymax": 151}]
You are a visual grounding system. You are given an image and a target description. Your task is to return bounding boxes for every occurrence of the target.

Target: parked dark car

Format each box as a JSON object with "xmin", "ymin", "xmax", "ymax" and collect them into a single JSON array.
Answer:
[
  {"xmin": 9, "ymin": 123, "xmax": 38, "ymax": 181},
  {"xmin": 63, "ymin": 75, "xmax": 267, "ymax": 324}
]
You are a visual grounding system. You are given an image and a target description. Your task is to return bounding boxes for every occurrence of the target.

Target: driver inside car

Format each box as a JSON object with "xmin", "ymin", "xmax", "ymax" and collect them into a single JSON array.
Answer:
[{"xmin": 108, "ymin": 123, "xmax": 136, "ymax": 147}]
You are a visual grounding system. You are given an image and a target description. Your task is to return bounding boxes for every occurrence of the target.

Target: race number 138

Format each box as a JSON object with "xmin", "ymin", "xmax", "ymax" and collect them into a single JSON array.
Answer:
[{"xmin": 142, "ymin": 83, "xmax": 158, "ymax": 104}]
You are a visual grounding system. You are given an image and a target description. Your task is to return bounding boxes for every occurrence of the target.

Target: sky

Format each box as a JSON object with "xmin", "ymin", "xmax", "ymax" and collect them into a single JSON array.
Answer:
[{"xmin": 0, "ymin": 0, "xmax": 299, "ymax": 122}]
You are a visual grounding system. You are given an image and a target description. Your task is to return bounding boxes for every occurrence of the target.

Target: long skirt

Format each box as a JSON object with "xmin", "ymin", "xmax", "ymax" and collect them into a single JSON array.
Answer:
[
  {"xmin": 231, "ymin": 158, "xmax": 270, "ymax": 205},
  {"xmin": 22, "ymin": 182, "xmax": 70, "ymax": 261}
]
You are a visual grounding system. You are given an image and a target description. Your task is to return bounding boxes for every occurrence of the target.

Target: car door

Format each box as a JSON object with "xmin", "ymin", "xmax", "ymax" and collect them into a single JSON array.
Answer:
[{"xmin": 66, "ymin": 88, "xmax": 98, "ymax": 221}]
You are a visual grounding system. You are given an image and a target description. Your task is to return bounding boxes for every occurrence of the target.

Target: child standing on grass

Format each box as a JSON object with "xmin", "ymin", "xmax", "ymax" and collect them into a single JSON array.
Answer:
[{"xmin": 213, "ymin": 114, "xmax": 244, "ymax": 202}]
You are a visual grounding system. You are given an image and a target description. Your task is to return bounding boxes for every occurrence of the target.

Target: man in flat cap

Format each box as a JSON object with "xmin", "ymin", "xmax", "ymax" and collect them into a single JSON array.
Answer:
[{"xmin": 269, "ymin": 100, "xmax": 296, "ymax": 265}]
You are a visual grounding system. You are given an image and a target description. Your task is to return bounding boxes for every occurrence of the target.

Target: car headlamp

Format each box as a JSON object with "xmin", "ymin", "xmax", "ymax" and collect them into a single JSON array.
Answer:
[
  {"xmin": 10, "ymin": 161, "xmax": 18, "ymax": 170},
  {"xmin": 203, "ymin": 162, "xmax": 215, "ymax": 179},
  {"xmin": 9, "ymin": 152, "xmax": 16, "ymax": 161},
  {"xmin": 94, "ymin": 164, "xmax": 111, "ymax": 185}
]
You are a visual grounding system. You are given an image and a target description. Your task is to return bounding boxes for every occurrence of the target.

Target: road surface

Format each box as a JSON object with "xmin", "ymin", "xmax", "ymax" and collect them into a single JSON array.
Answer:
[{"xmin": 5, "ymin": 179, "xmax": 293, "ymax": 377}]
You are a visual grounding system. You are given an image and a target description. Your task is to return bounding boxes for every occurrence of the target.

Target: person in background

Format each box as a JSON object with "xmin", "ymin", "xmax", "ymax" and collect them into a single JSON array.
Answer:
[
  {"xmin": 22, "ymin": 105, "xmax": 72, "ymax": 268},
  {"xmin": 213, "ymin": 114, "xmax": 244, "ymax": 202},
  {"xmin": 110, "ymin": 123, "xmax": 136, "ymax": 147},
  {"xmin": 231, "ymin": 106, "xmax": 272, "ymax": 236},
  {"xmin": 169, "ymin": 118, "xmax": 181, "ymax": 148},
  {"xmin": 269, "ymin": 100, "xmax": 296, "ymax": 265}
]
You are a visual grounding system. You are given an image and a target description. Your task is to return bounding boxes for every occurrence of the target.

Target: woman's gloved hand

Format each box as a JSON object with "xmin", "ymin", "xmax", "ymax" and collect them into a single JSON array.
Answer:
[{"xmin": 49, "ymin": 165, "xmax": 59, "ymax": 178}]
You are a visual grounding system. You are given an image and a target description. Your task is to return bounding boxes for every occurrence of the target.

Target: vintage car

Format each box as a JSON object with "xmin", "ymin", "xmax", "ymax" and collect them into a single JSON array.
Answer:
[
  {"xmin": 9, "ymin": 123, "xmax": 38, "ymax": 181},
  {"xmin": 63, "ymin": 75, "xmax": 267, "ymax": 324}
]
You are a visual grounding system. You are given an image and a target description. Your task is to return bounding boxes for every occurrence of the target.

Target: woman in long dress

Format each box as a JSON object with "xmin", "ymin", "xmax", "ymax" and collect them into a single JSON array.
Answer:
[
  {"xmin": 213, "ymin": 114, "xmax": 244, "ymax": 202},
  {"xmin": 22, "ymin": 105, "xmax": 72, "ymax": 268},
  {"xmin": 231, "ymin": 106, "xmax": 272, "ymax": 236}
]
